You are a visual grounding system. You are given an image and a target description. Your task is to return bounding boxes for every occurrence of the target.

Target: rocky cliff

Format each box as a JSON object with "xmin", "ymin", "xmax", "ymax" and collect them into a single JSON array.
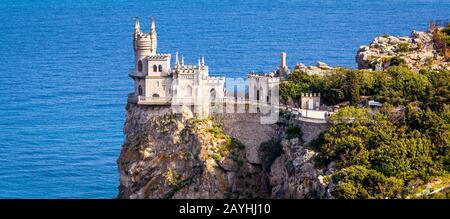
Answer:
[
  {"xmin": 117, "ymin": 104, "xmax": 332, "ymax": 199},
  {"xmin": 269, "ymin": 137, "xmax": 333, "ymax": 199},
  {"xmin": 356, "ymin": 31, "xmax": 449, "ymax": 71},
  {"xmin": 117, "ymin": 104, "xmax": 269, "ymax": 198}
]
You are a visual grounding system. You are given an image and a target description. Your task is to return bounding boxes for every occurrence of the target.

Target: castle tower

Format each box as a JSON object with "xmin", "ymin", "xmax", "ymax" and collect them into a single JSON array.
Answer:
[
  {"xmin": 278, "ymin": 52, "xmax": 289, "ymax": 79},
  {"xmin": 133, "ymin": 16, "xmax": 158, "ymax": 74},
  {"xmin": 280, "ymin": 52, "xmax": 287, "ymax": 68}
]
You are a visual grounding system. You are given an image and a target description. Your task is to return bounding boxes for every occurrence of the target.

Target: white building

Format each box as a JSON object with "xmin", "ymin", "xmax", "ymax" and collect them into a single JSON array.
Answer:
[
  {"xmin": 248, "ymin": 52, "xmax": 289, "ymax": 105},
  {"xmin": 128, "ymin": 17, "xmax": 225, "ymax": 106}
]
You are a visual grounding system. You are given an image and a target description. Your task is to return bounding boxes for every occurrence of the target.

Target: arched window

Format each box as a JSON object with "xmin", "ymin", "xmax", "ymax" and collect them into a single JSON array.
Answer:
[
  {"xmin": 210, "ymin": 88, "xmax": 216, "ymax": 100},
  {"xmin": 158, "ymin": 65, "xmax": 163, "ymax": 72},
  {"xmin": 137, "ymin": 60, "xmax": 143, "ymax": 72},
  {"xmin": 138, "ymin": 85, "xmax": 143, "ymax": 95},
  {"xmin": 185, "ymin": 85, "xmax": 192, "ymax": 97},
  {"xmin": 210, "ymin": 88, "xmax": 216, "ymax": 106},
  {"xmin": 152, "ymin": 93, "xmax": 160, "ymax": 97},
  {"xmin": 153, "ymin": 65, "xmax": 157, "ymax": 72}
]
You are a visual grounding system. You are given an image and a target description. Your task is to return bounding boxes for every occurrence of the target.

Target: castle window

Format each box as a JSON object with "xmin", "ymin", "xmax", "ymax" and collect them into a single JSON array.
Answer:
[
  {"xmin": 210, "ymin": 88, "xmax": 216, "ymax": 100},
  {"xmin": 152, "ymin": 93, "xmax": 160, "ymax": 97},
  {"xmin": 158, "ymin": 65, "xmax": 163, "ymax": 72},
  {"xmin": 138, "ymin": 85, "xmax": 143, "ymax": 95},
  {"xmin": 153, "ymin": 65, "xmax": 157, "ymax": 72},
  {"xmin": 137, "ymin": 60, "xmax": 143, "ymax": 72},
  {"xmin": 185, "ymin": 85, "xmax": 192, "ymax": 97}
]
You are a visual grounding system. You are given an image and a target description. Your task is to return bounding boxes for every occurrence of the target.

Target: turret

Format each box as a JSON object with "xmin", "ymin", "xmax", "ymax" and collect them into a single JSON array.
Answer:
[
  {"xmin": 134, "ymin": 16, "xmax": 140, "ymax": 38},
  {"xmin": 150, "ymin": 17, "xmax": 157, "ymax": 54},
  {"xmin": 174, "ymin": 51, "xmax": 179, "ymax": 66},
  {"xmin": 133, "ymin": 17, "xmax": 158, "ymax": 73},
  {"xmin": 278, "ymin": 51, "xmax": 289, "ymax": 79},
  {"xmin": 280, "ymin": 52, "xmax": 287, "ymax": 68}
]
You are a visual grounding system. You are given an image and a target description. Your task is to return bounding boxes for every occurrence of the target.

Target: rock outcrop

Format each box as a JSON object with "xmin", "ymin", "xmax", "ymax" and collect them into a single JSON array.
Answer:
[
  {"xmin": 117, "ymin": 104, "xmax": 268, "ymax": 198},
  {"xmin": 117, "ymin": 103, "xmax": 333, "ymax": 199},
  {"xmin": 294, "ymin": 61, "xmax": 338, "ymax": 75},
  {"xmin": 356, "ymin": 31, "xmax": 449, "ymax": 71},
  {"xmin": 268, "ymin": 138, "xmax": 334, "ymax": 199}
]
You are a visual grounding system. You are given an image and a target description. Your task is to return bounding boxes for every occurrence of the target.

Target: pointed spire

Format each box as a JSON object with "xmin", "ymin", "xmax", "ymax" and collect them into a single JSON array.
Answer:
[
  {"xmin": 175, "ymin": 51, "xmax": 179, "ymax": 66},
  {"xmin": 181, "ymin": 55, "xmax": 184, "ymax": 66},
  {"xmin": 198, "ymin": 57, "xmax": 201, "ymax": 67},
  {"xmin": 201, "ymin": 56, "xmax": 205, "ymax": 66},
  {"xmin": 150, "ymin": 17, "xmax": 156, "ymax": 33},
  {"xmin": 134, "ymin": 16, "xmax": 140, "ymax": 33}
]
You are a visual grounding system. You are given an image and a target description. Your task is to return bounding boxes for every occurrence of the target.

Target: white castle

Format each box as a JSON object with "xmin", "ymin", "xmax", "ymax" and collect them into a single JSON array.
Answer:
[
  {"xmin": 128, "ymin": 17, "xmax": 225, "ymax": 106},
  {"xmin": 128, "ymin": 17, "xmax": 289, "ymax": 112}
]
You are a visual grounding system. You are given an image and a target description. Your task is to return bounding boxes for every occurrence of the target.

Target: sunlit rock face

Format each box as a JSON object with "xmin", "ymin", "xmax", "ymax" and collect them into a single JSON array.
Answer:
[
  {"xmin": 356, "ymin": 31, "xmax": 449, "ymax": 71},
  {"xmin": 117, "ymin": 104, "xmax": 269, "ymax": 199}
]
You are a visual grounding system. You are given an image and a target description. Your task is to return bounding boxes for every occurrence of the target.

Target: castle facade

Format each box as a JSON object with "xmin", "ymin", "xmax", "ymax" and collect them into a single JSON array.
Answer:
[{"xmin": 128, "ymin": 17, "xmax": 225, "ymax": 106}]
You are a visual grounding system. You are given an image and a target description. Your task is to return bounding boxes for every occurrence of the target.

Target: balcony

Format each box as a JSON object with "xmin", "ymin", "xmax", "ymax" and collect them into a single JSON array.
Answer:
[{"xmin": 127, "ymin": 93, "xmax": 172, "ymax": 105}]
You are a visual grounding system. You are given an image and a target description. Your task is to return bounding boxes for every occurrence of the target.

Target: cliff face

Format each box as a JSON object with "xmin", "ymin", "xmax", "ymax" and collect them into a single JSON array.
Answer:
[
  {"xmin": 269, "ymin": 138, "xmax": 333, "ymax": 199},
  {"xmin": 117, "ymin": 104, "xmax": 333, "ymax": 199},
  {"xmin": 117, "ymin": 104, "xmax": 268, "ymax": 198},
  {"xmin": 356, "ymin": 31, "xmax": 449, "ymax": 71}
]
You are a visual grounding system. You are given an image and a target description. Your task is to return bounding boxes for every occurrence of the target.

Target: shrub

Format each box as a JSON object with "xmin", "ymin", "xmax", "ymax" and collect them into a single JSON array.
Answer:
[
  {"xmin": 398, "ymin": 43, "xmax": 410, "ymax": 53},
  {"xmin": 332, "ymin": 165, "xmax": 404, "ymax": 199},
  {"xmin": 286, "ymin": 124, "xmax": 302, "ymax": 139},
  {"xmin": 389, "ymin": 56, "xmax": 406, "ymax": 66}
]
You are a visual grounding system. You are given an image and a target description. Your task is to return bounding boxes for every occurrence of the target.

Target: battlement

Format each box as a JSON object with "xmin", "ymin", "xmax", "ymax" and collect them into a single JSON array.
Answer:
[
  {"xmin": 205, "ymin": 76, "xmax": 225, "ymax": 84},
  {"xmin": 248, "ymin": 72, "xmax": 276, "ymax": 78},
  {"xmin": 301, "ymin": 92, "xmax": 321, "ymax": 97},
  {"xmin": 148, "ymin": 54, "xmax": 171, "ymax": 60},
  {"xmin": 176, "ymin": 64, "xmax": 207, "ymax": 73}
]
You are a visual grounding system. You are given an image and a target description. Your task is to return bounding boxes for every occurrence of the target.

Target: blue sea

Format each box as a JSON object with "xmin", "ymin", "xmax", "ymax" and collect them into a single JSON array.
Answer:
[{"xmin": 0, "ymin": 0, "xmax": 449, "ymax": 198}]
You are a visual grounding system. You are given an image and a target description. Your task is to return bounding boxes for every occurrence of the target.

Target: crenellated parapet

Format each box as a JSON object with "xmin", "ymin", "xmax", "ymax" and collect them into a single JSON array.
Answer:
[{"xmin": 301, "ymin": 92, "xmax": 321, "ymax": 97}]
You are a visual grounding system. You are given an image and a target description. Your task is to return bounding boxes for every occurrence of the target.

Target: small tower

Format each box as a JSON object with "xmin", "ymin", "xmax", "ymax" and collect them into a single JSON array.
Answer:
[
  {"xmin": 174, "ymin": 51, "xmax": 179, "ymax": 67},
  {"xmin": 133, "ymin": 17, "xmax": 159, "ymax": 74},
  {"xmin": 278, "ymin": 52, "xmax": 289, "ymax": 79},
  {"xmin": 134, "ymin": 16, "xmax": 140, "ymax": 43},
  {"xmin": 280, "ymin": 52, "xmax": 287, "ymax": 68}
]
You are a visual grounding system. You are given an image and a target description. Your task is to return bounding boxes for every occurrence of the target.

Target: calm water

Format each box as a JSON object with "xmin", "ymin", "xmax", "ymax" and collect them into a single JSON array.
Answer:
[{"xmin": 0, "ymin": 0, "xmax": 449, "ymax": 198}]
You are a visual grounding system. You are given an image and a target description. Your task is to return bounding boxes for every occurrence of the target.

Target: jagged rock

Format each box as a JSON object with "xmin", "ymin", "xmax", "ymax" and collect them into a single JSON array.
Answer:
[
  {"xmin": 117, "ymin": 103, "xmax": 268, "ymax": 199},
  {"xmin": 356, "ymin": 31, "xmax": 449, "ymax": 71},
  {"xmin": 268, "ymin": 136, "xmax": 334, "ymax": 199},
  {"xmin": 294, "ymin": 61, "xmax": 337, "ymax": 75}
]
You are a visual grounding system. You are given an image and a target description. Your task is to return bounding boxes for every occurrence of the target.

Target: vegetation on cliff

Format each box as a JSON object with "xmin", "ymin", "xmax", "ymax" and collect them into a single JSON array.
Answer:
[
  {"xmin": 310, "ymin": 103, "xmax": 449, "ymax": 198},
  {"xmin": 280, "ymin": 63, "xmax": 449, "ymax": 198},
  {"xmin": 280, "ymin": 67, "xmax": 448, "ymax": 108}
]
